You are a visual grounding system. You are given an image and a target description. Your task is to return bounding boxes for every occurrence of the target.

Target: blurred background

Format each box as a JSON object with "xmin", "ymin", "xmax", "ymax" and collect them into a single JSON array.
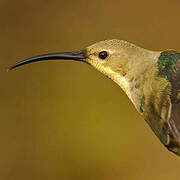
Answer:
[{"xmin": 1, "ymin": 0, "xmax": 180, "ymax": 179}]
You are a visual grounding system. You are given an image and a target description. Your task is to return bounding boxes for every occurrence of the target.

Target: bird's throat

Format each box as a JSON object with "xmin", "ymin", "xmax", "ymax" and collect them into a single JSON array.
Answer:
[{"xmin": 89, "ymin": 60, "xmax": 133, "ymax": 104}]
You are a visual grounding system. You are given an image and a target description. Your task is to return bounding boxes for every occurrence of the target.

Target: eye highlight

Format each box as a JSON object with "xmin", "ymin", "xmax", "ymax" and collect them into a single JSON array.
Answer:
[{"xmin": 98, "ymin": 51, "xmax": 108, "ymax": 60}]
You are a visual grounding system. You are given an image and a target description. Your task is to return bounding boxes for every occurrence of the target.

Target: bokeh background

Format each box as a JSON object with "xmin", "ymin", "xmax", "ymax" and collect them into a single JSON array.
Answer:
[{"xmin": 1, "ymin": 0, "xmax": 180, "ymax": 179}]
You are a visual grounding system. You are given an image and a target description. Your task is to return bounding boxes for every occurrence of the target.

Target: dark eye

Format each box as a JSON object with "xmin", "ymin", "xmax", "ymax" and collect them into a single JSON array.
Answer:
[{"xmin": 98, "ymin": 51, "xmax": 108, "ymax": 60}]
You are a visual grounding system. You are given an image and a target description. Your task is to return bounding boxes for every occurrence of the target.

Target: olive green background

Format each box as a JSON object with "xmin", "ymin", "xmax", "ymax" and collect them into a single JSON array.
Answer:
[{"xmin": 1, "ymin": 0, "xmax": 180, "ymax": 179}]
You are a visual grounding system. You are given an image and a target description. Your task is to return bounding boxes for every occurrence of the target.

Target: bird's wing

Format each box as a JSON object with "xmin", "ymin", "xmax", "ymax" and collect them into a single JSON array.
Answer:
[
  {"xmin": 167, "ymin": 55, "xmax": 180, "ymax": 155},
  {"xmin": 157, "ymin": 50, "xmax": 180, "ymax": 155}
]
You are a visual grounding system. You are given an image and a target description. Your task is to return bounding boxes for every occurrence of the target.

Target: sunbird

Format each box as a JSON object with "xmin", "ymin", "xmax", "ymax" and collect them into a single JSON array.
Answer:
[{"xmin": 10, "ymin": 40, "xmax": 180, "ymax": 156}]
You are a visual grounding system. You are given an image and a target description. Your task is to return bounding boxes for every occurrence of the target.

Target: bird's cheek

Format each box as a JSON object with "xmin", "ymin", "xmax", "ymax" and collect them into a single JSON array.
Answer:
[
  {"xmin": 86, "ymin": 59, "xmax": 106, "ymax": 73},
  {"xmin": 86, "ymin": 56, "xmax": 98, "ymax": 65},
  {"xmin": 88, "ymin": 59, "xmax": 101, "ymax": 68}
]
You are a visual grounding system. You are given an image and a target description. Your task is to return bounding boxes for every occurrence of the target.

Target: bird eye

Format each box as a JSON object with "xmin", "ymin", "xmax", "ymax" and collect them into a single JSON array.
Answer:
[{"xmin": 98, "ymin": 51, "xmax": 108, "ymax": 60}]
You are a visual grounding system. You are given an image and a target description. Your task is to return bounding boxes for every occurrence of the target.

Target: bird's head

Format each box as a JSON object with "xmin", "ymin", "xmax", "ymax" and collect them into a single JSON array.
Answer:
[
  {"xmin": 85, "ymin": 39, "xmax": 140, "ymax": 79},
  {"xmin": 10, "ymin": 40, "xmax": 145, "ymax": 87}
]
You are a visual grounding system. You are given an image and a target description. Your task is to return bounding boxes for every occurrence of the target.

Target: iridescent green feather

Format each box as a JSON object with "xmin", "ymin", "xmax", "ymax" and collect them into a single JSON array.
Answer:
[{"xmin": 158, "ymin": 50, "xmax": 180, "ymax": 81}]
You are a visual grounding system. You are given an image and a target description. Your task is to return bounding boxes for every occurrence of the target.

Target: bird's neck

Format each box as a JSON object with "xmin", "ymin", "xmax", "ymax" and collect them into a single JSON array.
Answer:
[{"xmin": 113, "ymin": 50, "xmax": 161, "ymax": 112}]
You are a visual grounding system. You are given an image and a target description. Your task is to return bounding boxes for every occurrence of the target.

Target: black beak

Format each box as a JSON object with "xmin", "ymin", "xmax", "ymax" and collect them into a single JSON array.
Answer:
[{"xmin": 9, "ymin": 50, "xmax": 86, "ymax": 70}]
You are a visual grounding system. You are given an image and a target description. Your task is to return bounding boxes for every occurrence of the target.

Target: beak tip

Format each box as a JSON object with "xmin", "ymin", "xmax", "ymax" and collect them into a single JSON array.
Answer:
[{"xmin": 8, "ymin": 65, "xmax": 15, "ymax": 71}]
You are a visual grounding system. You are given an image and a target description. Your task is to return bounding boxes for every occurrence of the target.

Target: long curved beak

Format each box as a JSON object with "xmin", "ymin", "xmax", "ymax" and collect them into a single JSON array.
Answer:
[{"xmin": 9, "ymin": 50, "xmax": 86, "ymax": 70}]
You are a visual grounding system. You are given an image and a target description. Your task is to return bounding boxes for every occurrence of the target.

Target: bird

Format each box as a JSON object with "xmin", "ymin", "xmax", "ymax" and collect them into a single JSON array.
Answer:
[{"xmin": 10, "ymin": 39, "xmax": 180, "ymax": 156}]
